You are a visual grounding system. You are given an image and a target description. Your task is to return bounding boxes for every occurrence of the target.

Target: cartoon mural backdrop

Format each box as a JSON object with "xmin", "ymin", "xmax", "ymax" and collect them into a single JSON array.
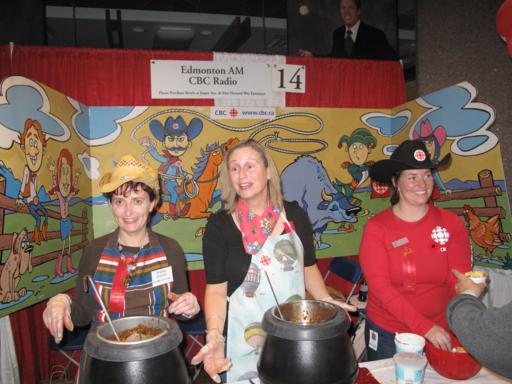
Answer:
[{"xmin": 0, "ymin": 76, "xmax": 510, "ymax": 317}]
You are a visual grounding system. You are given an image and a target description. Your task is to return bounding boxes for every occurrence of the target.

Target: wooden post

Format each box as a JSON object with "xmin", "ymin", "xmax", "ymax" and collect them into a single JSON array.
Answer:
[
  {"xmin": 436, "ymin": 185, "xmax": 501, "ymax": 202},
  {"xmin": 478, "ymin": 169, "xmax": 504, "ymax": 233},
  {"xmin": 81, "ymin": 208, "xmax": 87, "ymax": 242},
  {"xmin": 478, "ymin": 170, "xmax": 498, "ymax": 208}
]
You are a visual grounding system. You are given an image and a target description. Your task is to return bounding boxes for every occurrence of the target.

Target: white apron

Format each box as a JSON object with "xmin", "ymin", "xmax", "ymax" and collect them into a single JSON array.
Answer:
[{"xmin": 226, "ymin": 219, "xmax": 305, "ymax": 383}]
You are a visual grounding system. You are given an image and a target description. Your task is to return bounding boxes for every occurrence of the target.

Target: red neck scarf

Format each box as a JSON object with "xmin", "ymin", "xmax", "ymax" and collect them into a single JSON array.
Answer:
[
  {"xmin": 236, "ymin": 200, "xmax": 281, "ymax": 255},
  {"xmin": 109, "ymin": 244, "xmax": 143, "ymax": 313}
]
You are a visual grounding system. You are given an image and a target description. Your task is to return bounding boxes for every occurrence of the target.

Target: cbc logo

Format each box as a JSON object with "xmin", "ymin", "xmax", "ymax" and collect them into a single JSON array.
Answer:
[
  {"xmin": 189, "ymin": 77, "xmax": 211, "ymax": 85},
  {"xmin": 214, "ymin": 109, "xmax": 239, "ymax": 118}
]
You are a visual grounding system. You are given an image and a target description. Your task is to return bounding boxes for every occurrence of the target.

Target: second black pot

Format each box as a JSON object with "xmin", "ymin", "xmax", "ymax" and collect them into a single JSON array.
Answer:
[{"xmin": 258, "ymin": 300, "xmax": 358, "ymax": 384}]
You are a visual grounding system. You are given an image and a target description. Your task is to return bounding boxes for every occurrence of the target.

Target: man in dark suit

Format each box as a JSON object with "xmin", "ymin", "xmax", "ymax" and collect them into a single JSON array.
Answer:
[{"xmin": 300, "ymin": 0, "xmax": 398, "ymax": 61}]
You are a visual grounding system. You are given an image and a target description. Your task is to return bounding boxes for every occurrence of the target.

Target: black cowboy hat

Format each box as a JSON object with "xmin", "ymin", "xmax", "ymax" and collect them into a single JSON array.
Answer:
[{"xmin": 370, "ymin": 139, "xmax": 450, "ymax": 183}]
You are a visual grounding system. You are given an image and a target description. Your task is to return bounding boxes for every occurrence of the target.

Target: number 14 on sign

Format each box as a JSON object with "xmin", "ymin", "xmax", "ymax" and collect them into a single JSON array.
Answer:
[{"xmin": 271, "ymin": 64, "xmax": 306, "ymax": 93}]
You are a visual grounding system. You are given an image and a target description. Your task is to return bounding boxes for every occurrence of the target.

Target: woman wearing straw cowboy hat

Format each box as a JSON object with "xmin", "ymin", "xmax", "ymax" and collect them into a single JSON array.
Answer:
[
  {"xmin": 359, "ymin": 139, "xmax": 472, "ymax": 361},
  {"xmin": 43, "ymin": 154, "xmax": 200, "ymax": 345}
]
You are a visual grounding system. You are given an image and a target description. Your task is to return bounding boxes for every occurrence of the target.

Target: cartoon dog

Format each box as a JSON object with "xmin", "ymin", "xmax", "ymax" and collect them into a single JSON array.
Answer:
[{"xmin": 0, "ymin": 229, "xmax": 33, "ymax": 303}]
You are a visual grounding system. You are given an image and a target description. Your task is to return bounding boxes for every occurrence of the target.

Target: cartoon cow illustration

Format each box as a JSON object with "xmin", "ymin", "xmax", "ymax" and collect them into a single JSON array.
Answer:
[{"xmin": 281, "ymin": 156, "xmax": 361, "ymax": 247}]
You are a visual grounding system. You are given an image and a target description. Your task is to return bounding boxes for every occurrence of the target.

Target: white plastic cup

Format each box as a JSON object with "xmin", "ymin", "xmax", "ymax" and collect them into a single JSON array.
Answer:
[
  {"xmin": 395, "ymin": 333, "xmax": 426, "ymax": 355},
  {"xmin": 393, "ymin": 352, "xmax": 428, "ymax": 384},
  {"xmin": 465, "ymin": 270, "xmax": 489, "ymax": 284}
]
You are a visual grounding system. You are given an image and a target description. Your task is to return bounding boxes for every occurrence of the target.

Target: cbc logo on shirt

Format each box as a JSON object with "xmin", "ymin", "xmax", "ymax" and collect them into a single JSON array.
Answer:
[{"xmin": 431, "ymin": 226, "xmax": 450, "ymax": 252}]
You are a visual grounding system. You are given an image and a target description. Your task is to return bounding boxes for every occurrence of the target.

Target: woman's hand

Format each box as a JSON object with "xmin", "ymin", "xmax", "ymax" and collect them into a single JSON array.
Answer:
[
  {"xmin": 168, "ymin": 292, "xmax": 200, "ymax": 318},
  {"xmin": 321, "ymin": 296, "xmax": 357, "ymax": 319},
  {"xmin": 191, "ymin": 329, "xmax": 232, "ymax": 383},
  {"xmin": 425, "ymin": 324, "xmax": 451, "ymax": 351},
  {"xmin": 42, "ymin": 294, "xmax": 74, "ymax": 343}
]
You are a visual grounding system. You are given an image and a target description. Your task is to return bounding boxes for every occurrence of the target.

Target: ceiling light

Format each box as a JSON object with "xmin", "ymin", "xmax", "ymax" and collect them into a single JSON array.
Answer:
[
  {"xmin": 299, "ymin": 5, "xmax": 310, "ymax": 15},
  {"xmin": 159, "ymin": 26, "xmax": 193, "ymax": 32}
]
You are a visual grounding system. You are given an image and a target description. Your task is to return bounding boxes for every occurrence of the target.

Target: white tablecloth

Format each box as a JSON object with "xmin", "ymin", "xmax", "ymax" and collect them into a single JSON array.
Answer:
[
  {"xmin": 359, "ymin": 358, "xmax": 512, "ymax": 383},
  {"xmin": 230, "ymin": 359, "xmax": 512, "ymax": 383}
]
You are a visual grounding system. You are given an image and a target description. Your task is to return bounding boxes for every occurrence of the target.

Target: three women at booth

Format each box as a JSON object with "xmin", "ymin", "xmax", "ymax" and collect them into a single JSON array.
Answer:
[
  {"xmin": 43, "ymin": 155, "xmax": 200, "ymax": 343},
  {"xmin": 43, "ymin": 138, "xmax": 480, "ymax": 381}
]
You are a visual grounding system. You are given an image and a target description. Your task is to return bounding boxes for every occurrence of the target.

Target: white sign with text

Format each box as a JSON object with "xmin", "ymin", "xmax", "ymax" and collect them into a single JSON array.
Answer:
[
  {"xmin": 151, "ymin": 60, "xmax": 306, "ymax": 99},
  {"xmin": 151, "ymin": 60, "xmax": 273, "ymax": 99}
]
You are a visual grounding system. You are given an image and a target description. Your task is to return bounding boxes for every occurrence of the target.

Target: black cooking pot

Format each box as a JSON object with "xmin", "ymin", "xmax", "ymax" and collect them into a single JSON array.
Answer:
[
  {"xmin": 258, "ymin": 300, "xmax": 358, "ymax": 384},
  {"xmin": 79, "ymin": 316, "xmax": 190, "ymax": 384}
]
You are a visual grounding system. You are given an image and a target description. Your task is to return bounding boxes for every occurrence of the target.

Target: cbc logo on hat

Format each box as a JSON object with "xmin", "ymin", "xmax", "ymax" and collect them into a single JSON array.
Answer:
[
  {"xmin": 413, "ymin": 149, "xmax": 427, "ymax": 162},
  {"xmin": 431, "ymin": 226, "xmax": 450, "ymax": 245}
]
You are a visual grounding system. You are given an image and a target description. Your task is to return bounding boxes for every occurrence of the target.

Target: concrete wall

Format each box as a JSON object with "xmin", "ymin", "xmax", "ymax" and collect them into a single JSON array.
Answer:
[{"xmin": 417, "ymin": 0, "xmax": 512, "ymax": 207}]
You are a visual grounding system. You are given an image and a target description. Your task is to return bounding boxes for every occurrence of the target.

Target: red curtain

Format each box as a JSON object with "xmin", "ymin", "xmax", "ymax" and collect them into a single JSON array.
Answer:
[
  {"xmin": 0, "ymin": 44, "xmax": 405, "ymax": 383},
  {"xmin": 1, "ymin": 45, "xmax": 405, "ymax": 108},
  {"xmin": 1, "ymin": 45, "xmax": 214, "ymax": 106},
  {"xmin": 286, "ymin": 55, "xmax": 406, "ymax": 108},
  {"xmin": 10, "ymin": 301, "xmax": 51, "ymax": 383}
]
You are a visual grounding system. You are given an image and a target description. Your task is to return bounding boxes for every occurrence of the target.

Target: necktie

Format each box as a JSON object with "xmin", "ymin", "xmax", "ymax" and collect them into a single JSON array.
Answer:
[{"xmin": 345, "ymin": 29, "xmax": 353, "ymax": 56}]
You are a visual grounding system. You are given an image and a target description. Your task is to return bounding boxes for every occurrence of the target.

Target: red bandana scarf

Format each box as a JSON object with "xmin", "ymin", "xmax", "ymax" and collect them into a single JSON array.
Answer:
[
  {"xmin": 110, "ymin": 244, "xmax": 143, "ymax": 313},
  {"xmin": 236, "ymin": 200, "xmax": 281, "ymax": 255}
]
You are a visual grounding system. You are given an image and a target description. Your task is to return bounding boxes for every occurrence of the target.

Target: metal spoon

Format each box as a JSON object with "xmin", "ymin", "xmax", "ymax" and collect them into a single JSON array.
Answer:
[
  {"xmin": 264, "ymin": 271, "xmax": 284, "ymax": 320},
  {"xmin": 85, "ymin": 275, "xmax": 121, "ymax": 341}
]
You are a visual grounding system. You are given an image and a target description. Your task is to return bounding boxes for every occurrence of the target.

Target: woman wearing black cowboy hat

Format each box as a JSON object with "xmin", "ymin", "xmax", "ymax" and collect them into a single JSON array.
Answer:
[{"xmin": 359, "ymin": 139, "xmax": 472, "ymax": 361}]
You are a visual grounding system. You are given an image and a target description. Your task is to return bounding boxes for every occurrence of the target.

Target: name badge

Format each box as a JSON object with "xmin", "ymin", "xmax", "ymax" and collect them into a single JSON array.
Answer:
[
  {"xmin": 152, "ymin": 266, "xmax": 174, "ymax": 287},
  {"xmin": 392, "ymin": 237, "xmax": 409, "ymax": 248},
  {"xmin": 369, "ymin": 329, "xmax": 379, "ymax": 351}
]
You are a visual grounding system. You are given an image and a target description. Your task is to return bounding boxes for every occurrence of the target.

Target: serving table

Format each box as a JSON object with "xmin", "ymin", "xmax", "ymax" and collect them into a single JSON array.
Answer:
[
  {"xmin": 193, "ymin": 358, "xmax": 512, "ymax": 383},
  {"xmin": 358, "ymin": 358, "xmax": 511, "ymax": 383}
]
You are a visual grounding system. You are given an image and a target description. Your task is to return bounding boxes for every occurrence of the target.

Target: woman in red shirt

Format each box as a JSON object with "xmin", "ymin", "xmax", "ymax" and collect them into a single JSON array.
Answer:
[{"xmin": 359, "ymin": 140, "xmax": 471, "ymax": 361}]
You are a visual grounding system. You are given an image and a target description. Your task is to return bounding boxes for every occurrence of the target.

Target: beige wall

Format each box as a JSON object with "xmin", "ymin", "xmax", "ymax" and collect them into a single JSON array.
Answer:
[{"xmin": 417, "ymin": 0, "xmax": 512, "ymax": 207}]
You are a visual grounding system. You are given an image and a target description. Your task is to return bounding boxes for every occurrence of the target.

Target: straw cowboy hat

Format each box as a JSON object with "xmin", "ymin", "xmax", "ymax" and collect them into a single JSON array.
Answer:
[
  {"xmin": 370, "ymin": 139, "xmax": 450, "ymax": 183},
  {"xmin": 99, "ymin": 155, "xmax": 159, "ymax": 193}
]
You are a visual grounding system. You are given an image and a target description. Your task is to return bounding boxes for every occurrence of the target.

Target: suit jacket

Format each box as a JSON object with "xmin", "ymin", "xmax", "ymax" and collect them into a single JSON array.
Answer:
[{"xmin": 330, "ymin": 22, "xmax": 398, "ymax": 61}]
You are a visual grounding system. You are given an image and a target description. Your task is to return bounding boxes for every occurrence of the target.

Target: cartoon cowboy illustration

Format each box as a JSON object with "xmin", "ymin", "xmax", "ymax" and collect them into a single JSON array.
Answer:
[
  {"xmin": 334, "ymin": 128, "xmax": 377, "ymax": 206},
  {"xmin": 141, "ymin": 115, "xmax": 203, "ymax": 220},
  {"xmin": 412, "ymin": 119, "xmax": 451, "ymax": 198},
  {"xmin": 15, "ymin": 119, "xmax": 49, "ymax": 245}
]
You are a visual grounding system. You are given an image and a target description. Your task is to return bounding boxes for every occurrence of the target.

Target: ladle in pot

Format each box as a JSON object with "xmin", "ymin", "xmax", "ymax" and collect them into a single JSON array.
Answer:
[
  {"xmin": 85, "ymin": 275, "xmax": 121, "ymax": 341},
  {"xmin": 264, "ymin": 271, "xmax": 284, "ymax": 320}
]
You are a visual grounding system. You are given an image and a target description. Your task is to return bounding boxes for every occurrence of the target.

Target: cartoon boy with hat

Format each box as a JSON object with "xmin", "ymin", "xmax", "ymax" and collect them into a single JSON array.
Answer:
[
  {"xmin": 141, "ymin": 116, "xmax": 203, "ymax": 220},
  {"xmin": 335, "ymin": 128, "xmax": 377, "ymax": 205}
]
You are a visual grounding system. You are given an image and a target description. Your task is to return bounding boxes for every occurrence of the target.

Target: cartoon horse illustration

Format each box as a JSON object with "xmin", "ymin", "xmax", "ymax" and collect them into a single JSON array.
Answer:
[{"xmin": 183, "ymin": 137, "xmax": 239, "ymax": 219}]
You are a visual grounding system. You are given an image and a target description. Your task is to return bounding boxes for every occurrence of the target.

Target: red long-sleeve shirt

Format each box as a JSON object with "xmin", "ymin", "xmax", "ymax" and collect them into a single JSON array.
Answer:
[{"xmin": 359, "ymin": 205, "xmax": 472, "ymax": 336}]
